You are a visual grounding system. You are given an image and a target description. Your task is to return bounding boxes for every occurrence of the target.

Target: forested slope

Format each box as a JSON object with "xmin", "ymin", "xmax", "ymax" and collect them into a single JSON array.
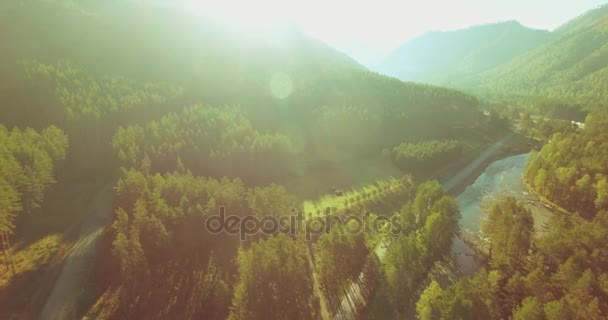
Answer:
[
  {"xmin": 526, "ymin": 110, "xmax": 608, "ymax": 218},
  {"xmin": 1, "ymin": 0, "xmax": 492, "ymax": 183},
  {"xmin": 465, "ymin": 5, "xmax": 608, "ymax": 103},
  {"xmin": 555, "ymin": 4, "xmax": 608, "ymax": 35},
  {"xmin": 0, "ymin": 1, "xmax": 499, "ymax": 319}
]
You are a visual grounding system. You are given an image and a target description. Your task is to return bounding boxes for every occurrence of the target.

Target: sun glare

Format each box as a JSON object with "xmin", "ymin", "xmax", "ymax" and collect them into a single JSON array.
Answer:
[{"xmin": 184, "ymin": 0, "xmax": 293, "ymax": 33}]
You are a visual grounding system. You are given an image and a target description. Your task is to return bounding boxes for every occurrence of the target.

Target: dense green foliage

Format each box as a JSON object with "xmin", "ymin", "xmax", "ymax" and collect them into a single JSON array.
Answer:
[
  {"xmin": 315, "ymin": 225, "xmax": 370, "ymax": 309},
  {"xmin": 110, "ymin": 169, "xmax": 247, "ymax": 271},
  {"xmin": 419, "ymin": 198, "xmax": 608, "ymax": 319},
  {"xmin": 229, "ymin": 235, "xmax": 317, "ymax": 320},
  {"xmin": 416, "ymin": 279, "xmax": 473, "ymax": 320},
  {"xmin": 526, "ymin": 111, "xmax": 608, "ymax": 217},
  {"xmin": 24, "ymin": 61, "xmax": 184, "ymax": 120},
  {"xmin": 379, "ymin": 21, "xmax": 553, "ymax": 84},
  {"xmin": 104, "ymin": 167, "xmax": 315, "ymax": 319},
  {"xmin": 529, "ymin": 99, "xmax": 588, "ymax": 122},
  {"xmin": 106, "ymin": 169, "xmax": 245, "ymax": 318},
  {"xmin": 482, "ymin": 198, "xmax": 534, "ymax": 278},
  {"xmin": 3, "ymin": 60, "xmax": 188, "ymax": 179},
  {"xmin": 365, "ymin": 181, "xmax": 461, "ymax": 319},
  {"xmin": 385, "ymin": 140, "xmax": 463, "ymax": 172},
  {"xmin": 0, "ymin": 125, "xmax": 67, "ymax": 233},
  {"xmin": 112, "ymin": 105, "xmax": 296, "ymax": 184}
]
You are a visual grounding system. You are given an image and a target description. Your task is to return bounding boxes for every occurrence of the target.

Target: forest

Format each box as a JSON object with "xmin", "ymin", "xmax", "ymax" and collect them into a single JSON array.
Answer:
[
  {"xmin": 526, "ymin": 110, "xmax": 608, "ymax": 218},
  {"xmin": 415, "ymin": 198, "xmax": 608, "ymax": 319},
  {"xmin": 0, "ymin": 126, "xmax": 68, "ymax": 233},
  {"xmin": 1, "ymin": 1, "xmax": 608, "ymax": 320},
  {"xmin": 385, "ymin": 140, "xmax": 464, "ymax": 174},
  {"xmin": 0, "ymin": 2, "xmax": 492, "ymax": 319}
]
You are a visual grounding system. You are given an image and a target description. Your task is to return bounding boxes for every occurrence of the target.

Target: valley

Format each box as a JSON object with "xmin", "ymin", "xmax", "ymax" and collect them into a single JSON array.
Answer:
[{"xmin": 2, "ymin": 1, "xmax": 608, "ymax": 320}]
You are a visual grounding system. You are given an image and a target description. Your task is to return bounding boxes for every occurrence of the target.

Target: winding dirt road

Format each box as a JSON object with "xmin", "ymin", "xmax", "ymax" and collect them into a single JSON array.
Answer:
[{"xmin": 38, "ymin": 185, "xmax": 114, "ymax": 320}]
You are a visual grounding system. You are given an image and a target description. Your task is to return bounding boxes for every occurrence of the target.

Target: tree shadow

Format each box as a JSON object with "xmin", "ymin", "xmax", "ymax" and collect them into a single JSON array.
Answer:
[{"xmin": 0, "ymin": 258, "xmax": 64, "ymax": 319}]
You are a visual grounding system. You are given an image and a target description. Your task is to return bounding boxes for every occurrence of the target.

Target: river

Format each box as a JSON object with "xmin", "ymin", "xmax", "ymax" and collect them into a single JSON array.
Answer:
[
  {"xmin": 452, "ymin": 152, "xmax": 553, "ymax": 274},
  {"xmin": 333, "ymin": 152, "xmax": 552, "ymax": 319}
]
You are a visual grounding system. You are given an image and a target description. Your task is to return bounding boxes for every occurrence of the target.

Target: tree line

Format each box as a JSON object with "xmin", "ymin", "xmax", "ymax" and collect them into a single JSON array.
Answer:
[
  {"xmin": 23, "ymin": 60, "xmax": 184, "ymax": 121},
  {"xmin": 112, "ymin": 105, "xmax": 296, "ymax": 185},
  {"xmin": 384, "ymin": 140, "xmax": 464, "ymax": 173}
]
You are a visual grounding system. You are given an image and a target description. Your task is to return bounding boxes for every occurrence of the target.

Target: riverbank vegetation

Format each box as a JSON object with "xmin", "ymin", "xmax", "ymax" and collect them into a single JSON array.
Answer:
[
  {"xmin": 418, "ymin": 198, "xmax": 608, "ymax": 319},
  {"xmin": 363, "ymin": 181, "xmax": 461, "ymax": 319},
  {"xmin": 526, "ymin": 110, "xmax": 608, "ymax": 218}
]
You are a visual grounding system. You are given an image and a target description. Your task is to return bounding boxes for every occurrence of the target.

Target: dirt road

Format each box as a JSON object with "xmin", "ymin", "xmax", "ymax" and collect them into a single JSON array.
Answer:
[{"xmin": 38, "ymin": 185, "xmax": 114, "ymax": 320}]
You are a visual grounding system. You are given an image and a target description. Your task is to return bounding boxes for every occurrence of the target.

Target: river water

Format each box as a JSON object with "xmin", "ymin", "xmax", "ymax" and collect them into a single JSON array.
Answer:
[{"xmin": 452, "ymin": 152, "xmax": 553, "ymax": 274}]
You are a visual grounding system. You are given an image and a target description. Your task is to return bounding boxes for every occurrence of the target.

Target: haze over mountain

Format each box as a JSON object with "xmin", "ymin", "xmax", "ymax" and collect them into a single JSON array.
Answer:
[
  {"xmin": 377, "ymin": 21, "xmax": 554, "ymax": 84},
  {"xmin": 333, "ymin": 42, "xmax": 387, "ymax": 69}
]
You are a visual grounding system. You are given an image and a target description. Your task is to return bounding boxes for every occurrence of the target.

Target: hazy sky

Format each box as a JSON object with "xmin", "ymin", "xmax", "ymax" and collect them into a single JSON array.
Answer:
[{"xmin": 185, "ymin": 0, "xmax": 607, "ymax": 52}]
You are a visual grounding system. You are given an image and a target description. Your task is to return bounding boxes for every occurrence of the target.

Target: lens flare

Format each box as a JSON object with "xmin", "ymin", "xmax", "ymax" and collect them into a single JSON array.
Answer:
[{"xmin": 269, "ymin": 72, "xmax": 293, "ymax": 99}]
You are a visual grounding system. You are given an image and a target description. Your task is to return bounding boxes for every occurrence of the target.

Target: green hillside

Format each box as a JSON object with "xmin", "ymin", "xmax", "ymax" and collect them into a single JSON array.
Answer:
[
  {"xmin": 555, "ymin": 4, "xmax": 608, "ymax": 35},
  {"xmin": 465, "ymin": 5, "xmax": 608, "ymax": 103},
  {"xmin": 4, "ymin": 1, "xmax": 608, "ymax": 320},
  {"xmin": 379, "ymin": 21, "xmax": 553, "ymax": 84},
  {"xmin": 1, "ymin": 0, "xmax": 491, "ymax": 183},
  {"xmin": 0, "ymin": 2, "xmax": 507, "ymax": 319}
]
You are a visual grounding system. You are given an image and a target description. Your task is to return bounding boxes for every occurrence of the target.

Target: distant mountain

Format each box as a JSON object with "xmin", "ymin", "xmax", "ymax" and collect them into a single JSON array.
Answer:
[
  {"xmin": 470, "ymin": 4, "xmax": 608, "ymax": 103},
  {"xmin": 378, "ymin": 21, "xmax": 554, "ymax": 84}
]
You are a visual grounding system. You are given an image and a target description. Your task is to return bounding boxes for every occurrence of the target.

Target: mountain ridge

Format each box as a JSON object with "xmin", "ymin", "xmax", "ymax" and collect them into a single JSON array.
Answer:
[
  {"xmin": 555, "ymin": 3, "xmax": 608, "ymax": 35},
  {"xmin": 377, "ymin": 20, "xmax": 554, "ymax": 84},
  {"xmin": 465, "ymin": 4, "xmax": 608, "ymax": 102}
]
